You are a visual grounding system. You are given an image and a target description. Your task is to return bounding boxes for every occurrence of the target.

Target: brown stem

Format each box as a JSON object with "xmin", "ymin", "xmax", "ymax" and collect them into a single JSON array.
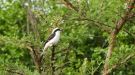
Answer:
[
  {"xmin": 103, "ymin": 30, "xmax": 116, "ymax": 75},
  {"xmin": 26, "ymin": 45, "xmax": 42, "ymax": 73},
  {"xmin": 62, "ymin": 0, "xmax": 78, "ymax": 12},
  {"xmin": 103, "ymin": 1, "xmax": 135, "ymax": 75},
  {"xmin": 51, "ymin": 46, "xmax": 56, "ymax": 75}
]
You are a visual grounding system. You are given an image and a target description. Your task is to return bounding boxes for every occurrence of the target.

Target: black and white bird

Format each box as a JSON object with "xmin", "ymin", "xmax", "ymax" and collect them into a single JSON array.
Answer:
[{"xmin": 42, "ymin": 28, "xmax": 61, "ymax": 53}]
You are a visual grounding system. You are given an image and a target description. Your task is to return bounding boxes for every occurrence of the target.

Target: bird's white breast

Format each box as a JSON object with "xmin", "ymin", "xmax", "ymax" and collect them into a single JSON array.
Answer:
[
  {"xmin": 49, "ymin": 31, "xmax": 60, "ymax": 45},
  {"xmin": 42, "ymin": 30, "xmax": 61, "ymax": 53}
]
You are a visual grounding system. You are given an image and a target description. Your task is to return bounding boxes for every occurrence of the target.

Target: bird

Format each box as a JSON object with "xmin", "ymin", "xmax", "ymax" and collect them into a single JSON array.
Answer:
[{"xmin": 42, "ymin": 28, "xmax": 61, "ymax": 54}]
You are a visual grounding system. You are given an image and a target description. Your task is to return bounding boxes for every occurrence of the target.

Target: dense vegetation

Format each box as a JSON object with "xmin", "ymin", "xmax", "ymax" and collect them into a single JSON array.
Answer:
[{"xmin": 0, "ymin": 0, "xmax": 135, "ymax": 75}]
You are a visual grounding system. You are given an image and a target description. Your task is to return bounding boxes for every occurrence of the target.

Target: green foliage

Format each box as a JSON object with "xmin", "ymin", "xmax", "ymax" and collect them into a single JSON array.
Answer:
[{"xmin": 0, "ymin": 0, "xmax": 135, "ymax": 75}]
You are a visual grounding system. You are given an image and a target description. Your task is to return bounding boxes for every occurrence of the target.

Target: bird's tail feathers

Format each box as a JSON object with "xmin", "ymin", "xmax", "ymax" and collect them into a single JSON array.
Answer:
[{"xmin": 42, "ymin": 45, "xmax": 48, "ymax": 53}]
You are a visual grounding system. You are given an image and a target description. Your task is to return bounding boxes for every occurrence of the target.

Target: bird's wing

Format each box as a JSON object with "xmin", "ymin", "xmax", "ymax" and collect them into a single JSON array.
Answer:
[{"xmin": 44, "ymin": 33, "xmax": 55, "ymax": 45}]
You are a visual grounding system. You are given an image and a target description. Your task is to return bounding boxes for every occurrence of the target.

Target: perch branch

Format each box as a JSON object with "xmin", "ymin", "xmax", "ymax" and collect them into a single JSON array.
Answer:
[
  {"xmin": 51, "ymin": 46, "xmax": 56, "ymax": 75},
  {"xmin": 62, "ymin": 0, "xmax": 78, "ymax": 12}
]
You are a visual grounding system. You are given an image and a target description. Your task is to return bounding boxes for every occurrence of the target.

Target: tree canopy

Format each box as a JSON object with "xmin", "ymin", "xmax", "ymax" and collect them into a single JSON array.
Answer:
[{"xmin": 0, "ymin": 0, "xmax": 135, "ymax": 75}]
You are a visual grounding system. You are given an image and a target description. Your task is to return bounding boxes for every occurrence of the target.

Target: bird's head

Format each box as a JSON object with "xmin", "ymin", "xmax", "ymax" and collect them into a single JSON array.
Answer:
[{"xmin": 52, "ymin": 28, "xmax": 62, "ymax": 34}]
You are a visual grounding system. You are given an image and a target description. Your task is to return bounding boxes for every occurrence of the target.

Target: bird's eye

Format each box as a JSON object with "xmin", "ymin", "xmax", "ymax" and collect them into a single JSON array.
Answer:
[{"xmin": 60, "ymin": 29, "xmax": 62, "ymax": 31}]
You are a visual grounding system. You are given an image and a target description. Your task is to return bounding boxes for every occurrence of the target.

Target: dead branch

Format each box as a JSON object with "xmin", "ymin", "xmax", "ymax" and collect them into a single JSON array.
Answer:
[{"xmin": 103, "ymin": 1, "xmax": 135, "ymax": 75}]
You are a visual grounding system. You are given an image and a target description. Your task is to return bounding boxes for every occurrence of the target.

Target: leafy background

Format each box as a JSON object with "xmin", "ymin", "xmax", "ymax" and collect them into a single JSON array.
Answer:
[{"xmin": 0, "ymin": 0, "xmax": 135, "ymax": 75}]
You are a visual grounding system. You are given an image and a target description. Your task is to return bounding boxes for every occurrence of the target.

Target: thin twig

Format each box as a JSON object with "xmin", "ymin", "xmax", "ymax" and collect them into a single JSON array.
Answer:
[
  {"xmin": 92, "ymin": 61, "xmax": 103, "ymax": 75},
  {"xmin": 71, "ymin": 18, "xmax": 112, "ymax": 33}
]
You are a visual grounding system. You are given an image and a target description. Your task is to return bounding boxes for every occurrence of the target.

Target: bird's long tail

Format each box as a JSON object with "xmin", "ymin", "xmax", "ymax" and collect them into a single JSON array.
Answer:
[
  {"xmin": 42, "ymin": 45, "xmax": 48, "ymax": 54},
  {"xmin": 40, "ymin": 44, "xmax": 47, "ymax": 57}
]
